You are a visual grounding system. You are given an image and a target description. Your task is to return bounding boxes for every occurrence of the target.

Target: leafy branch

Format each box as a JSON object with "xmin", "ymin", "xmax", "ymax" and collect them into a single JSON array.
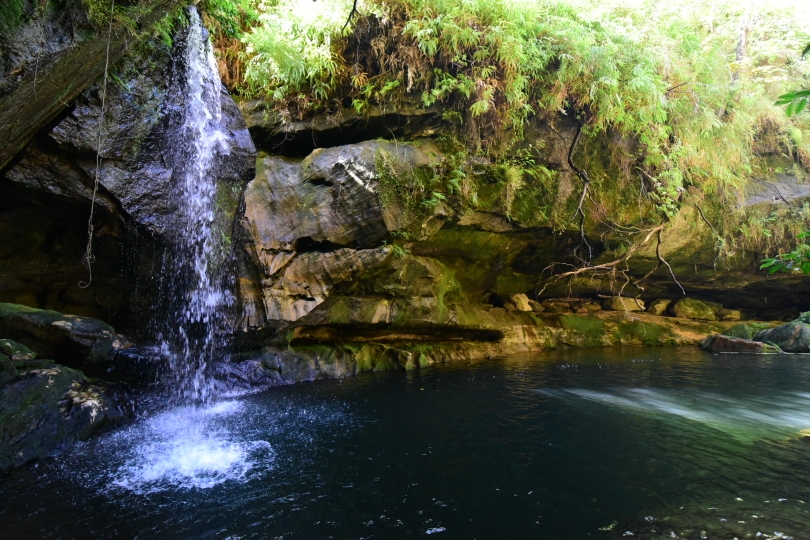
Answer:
[{"xmin": 760, "ymin": 232, "xmax": 810, "ymax": 275}]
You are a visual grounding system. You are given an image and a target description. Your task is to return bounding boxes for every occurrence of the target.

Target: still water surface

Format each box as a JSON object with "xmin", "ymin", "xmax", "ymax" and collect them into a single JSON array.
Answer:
[{"xmin": 2, "ymin": 348, "xmax": 810, "ymax": 539}]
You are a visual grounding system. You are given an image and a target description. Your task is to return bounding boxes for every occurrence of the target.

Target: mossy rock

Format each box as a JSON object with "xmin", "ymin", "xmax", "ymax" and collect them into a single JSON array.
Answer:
[
  {"xmin": 646, "ymin": 299, "xmax": 671, "ymax": 316},
  {"xmin": 671, "ymin": 298, "xmax": 715, "ymax": 321},
  {"xmin": 723, "ymin": 324, "xmax": 756, "ymax": 340},
  {"xmin": 0, "ymin": 339, "xmax": 37, "ymax": 361},
  {"xmin": 0, "ymin": 302, "xmax": 120, "ymax": 374},
  {"xmin": 754, "ymin": 322, "xmax": 810, "ymax": 353},
  {"xmin": 0, "ymin": 365, "xmax": 133, "ymax": 472}
]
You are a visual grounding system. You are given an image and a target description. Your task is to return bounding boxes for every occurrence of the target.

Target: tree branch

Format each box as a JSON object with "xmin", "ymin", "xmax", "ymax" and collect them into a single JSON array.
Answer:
[{"xmin": 342, "ymin": 0, "xmax": 359, "ymax": 32}]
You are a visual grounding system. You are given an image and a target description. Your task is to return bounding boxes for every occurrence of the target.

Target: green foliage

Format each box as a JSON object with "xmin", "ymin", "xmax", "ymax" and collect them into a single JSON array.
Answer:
[
  {"xmin": 0, "ymin": 0, "xmax": 26, "ymax": 35},
  {"xmin": 201, "ymin": 0, "xmax": 258, "ymax": 37},
  {"xmin": 776, "ymin": 42, "xmax": 809, "ymax": 117},
  {"xmin": 760, "ymin": 231, "xmax": 810, "ymax": 274},
  {"xmin": 240, "ymin": 0, "xmax": 809, "ymax": 216}
]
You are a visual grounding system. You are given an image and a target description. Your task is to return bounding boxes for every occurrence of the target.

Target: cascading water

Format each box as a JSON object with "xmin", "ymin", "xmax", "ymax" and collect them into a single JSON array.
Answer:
[
  {"xmin": 101, "ymin": 9, "xmax": 270, "ymax": 491},
  {"xmin": 158, "ymin": 6, "xmax": 233, "ymax": 404}
]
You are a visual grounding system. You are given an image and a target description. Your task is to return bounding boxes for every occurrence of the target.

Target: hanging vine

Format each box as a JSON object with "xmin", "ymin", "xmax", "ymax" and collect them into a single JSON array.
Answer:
[{"xmin": 78, "ymin": 0, "xmax": 115, "ymax": 289}]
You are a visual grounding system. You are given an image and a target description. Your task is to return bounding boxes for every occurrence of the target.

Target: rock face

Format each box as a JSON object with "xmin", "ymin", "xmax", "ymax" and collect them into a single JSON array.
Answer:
[
  {"xmin": 0, "ymin": 0, "xmax": 185, "ymax": 169},
  {"xmin": 239, "ymin": 98, "xmax": 446, "ymax": 156},
  {"xmin": 0, "ymin": 16, "xmax": 255, "ymax": 323},
  {"xmin": 0, "ymin": 363, "xmax": 133, "ymax": 472},
  {"xmin": 229, "ymin": 137, "xmax": 765, "ymax": 386}
]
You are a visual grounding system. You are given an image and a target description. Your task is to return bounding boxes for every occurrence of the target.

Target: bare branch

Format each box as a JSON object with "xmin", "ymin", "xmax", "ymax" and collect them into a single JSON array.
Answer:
[{"xmin": 342, "ymin": 0, "xmax": 359, "ymax": 32}]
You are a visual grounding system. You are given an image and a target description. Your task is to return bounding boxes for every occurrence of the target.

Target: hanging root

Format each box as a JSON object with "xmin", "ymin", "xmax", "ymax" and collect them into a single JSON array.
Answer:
[
  {"xmin": 567, "ymin": 120, "xmax": 592, "ymax": 260},
  {"xmin": 693, "ymin": 202, "xmax": 725, "ymax": 271},
  {"xmin": 633, "ymin": 228, "xmax": 685, "ymax": 295},
  {"xmin": 342, "ymin": 0, "xmax": 359, "ymax": 32},
  {"xmin": 78, "ymin": 0, "xmax": 114, "ymax": 289}
]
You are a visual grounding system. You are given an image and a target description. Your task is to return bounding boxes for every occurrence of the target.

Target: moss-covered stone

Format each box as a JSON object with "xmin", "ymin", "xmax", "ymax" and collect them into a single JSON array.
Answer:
[
  {"xmin": 0, "ymin": 338, "xmax": 36, "ymax": 360},
  {"xmin": 754, "ymin": 322, "xmax": 810, "ymax": 353},
  {"xmin": 672, "ymin": 298, "xmax": 716, "ymax": 321}
]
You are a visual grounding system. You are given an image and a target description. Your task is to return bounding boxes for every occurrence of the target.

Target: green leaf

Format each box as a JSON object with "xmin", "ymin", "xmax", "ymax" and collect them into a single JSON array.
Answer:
[
  {"xmin": 803, "ymin": 43, "xmax": 810, "ymax": 57},
  {"xmin": 795, "ymin": 99, "xmax": 808, "ymax": 116}
]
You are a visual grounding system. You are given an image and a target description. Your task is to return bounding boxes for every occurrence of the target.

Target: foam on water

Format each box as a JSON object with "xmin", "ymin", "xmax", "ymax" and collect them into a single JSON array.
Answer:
[
  {"xmin": 537, "ymin": 387, "xmax": 810, "ymax": 441},
  {"xmin": 107, "ymin": 401, "xmax": 273, "ymax": 494}
]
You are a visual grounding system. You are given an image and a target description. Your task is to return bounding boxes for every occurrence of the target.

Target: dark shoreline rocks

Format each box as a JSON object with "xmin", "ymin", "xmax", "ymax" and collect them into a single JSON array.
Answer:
[
  {"xmin": 700, "ymin": 318, "xmax": 810, "ymax": 355},
  {"xmin": 0, "ymin": 303, "xmax": 136, "ymax": 473}
]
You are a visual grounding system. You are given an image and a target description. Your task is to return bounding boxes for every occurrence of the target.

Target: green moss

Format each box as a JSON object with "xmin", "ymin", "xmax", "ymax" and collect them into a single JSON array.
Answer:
[
  {"xmin": 615, "ymin": 319, "xmax": 676, "ymax": 347},
  {"xmin": 0, "ymin": 0, "xmax": 25, "ymax": 34},
  {"xmin": 559, "ymin": 315, "xmax": 606, "ymax": 348}
]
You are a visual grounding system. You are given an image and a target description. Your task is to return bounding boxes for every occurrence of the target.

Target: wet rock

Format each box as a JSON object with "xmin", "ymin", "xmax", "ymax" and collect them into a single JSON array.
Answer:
[
  {"xmin": 0, "ymin": 364, "xmax": 133, "ymax": 472},
  {"xmin": 672, "ymin": 298, "xmax": 716, "ymax": 321},
  {"xmin": 754, "ymin": 322, "xmax": 810, "ymax": 353},
  {"xmin": 0, "ymin": 303, "xmax": 129, "ymax": 375},
  {"xmin": 602, "ymin": 297, "xmax": 645, "ymax": 312},
  {"xmin": 0, "ymin": 0, "xmax": 186, "ymax": 169},
  {"xmin": 706, "ymin": 334, "xmax": 782, "ymax": 354},
  {"xmin": 646, "ymin": 299, "xmax": 672, "ymax": 316}
]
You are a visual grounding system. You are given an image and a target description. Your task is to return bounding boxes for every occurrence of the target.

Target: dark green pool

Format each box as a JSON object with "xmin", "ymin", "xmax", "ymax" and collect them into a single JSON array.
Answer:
[{"xmin": 2, "ymin": 348, "xmax": 809, "ymax": 539}]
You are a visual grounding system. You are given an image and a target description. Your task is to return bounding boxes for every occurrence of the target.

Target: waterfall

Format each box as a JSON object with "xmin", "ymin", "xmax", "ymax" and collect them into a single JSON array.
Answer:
[{"xmin": 158, "ymin": 6, "xmax": 233, "ymax": 404}]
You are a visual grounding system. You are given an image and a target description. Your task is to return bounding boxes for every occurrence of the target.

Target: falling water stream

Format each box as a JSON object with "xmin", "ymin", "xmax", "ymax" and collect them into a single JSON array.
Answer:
[
  {"xmin": 159, "ymin": 6, "xmax": 231, "ymax": 405},
  {"xmin": 106, "ymin": 7, "xmax": 270, "ymax": 493}
]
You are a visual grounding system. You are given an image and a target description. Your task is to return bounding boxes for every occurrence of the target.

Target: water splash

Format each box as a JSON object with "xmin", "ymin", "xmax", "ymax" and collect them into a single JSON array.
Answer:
[
  {"xmin": 159, "ymin": 6, "xmax": 233, "ymax": 404},
  {"xmin": 109, "ymin": 401, "xmax": 273, "ymax": 494}
]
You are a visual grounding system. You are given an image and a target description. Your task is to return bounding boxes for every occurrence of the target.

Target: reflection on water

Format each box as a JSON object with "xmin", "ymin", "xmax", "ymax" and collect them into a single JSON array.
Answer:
[
  {"xmin": 2, "ymin": 348, "xmax": 810, "ymax": 539},
  {"xmin": 537, "ymin": 387, "xmax": 810, "ymax": 442}
]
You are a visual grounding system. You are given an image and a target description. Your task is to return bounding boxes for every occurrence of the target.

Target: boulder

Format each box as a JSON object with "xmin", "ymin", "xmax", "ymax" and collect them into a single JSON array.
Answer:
[
  {"xmin": 716, "ymin": 308, "xmax": 741, "ymax": 321},
  {"xmin": 723, "ymin": 323, "xmax": 755, "ymax": 340},
  {"xmin": 704, "ymin": 334, "xmax": 782, "ymax": 354},
  {"xmin": 646, "ymin": 299, "xmax": 671, "ymax": 316},
  {"xmin": 671, "ymin": 298, "xmax": 716, "ymax": 321},
  {"xmin": 527, "ymin": 299, "xmax": 544, "ymax": 312},
  {"xmin": 0, "ymin": 303, "xmax": 130, "ymax": 375},
  {"xmin": 602, "ymin": 297, "xmax": 645, "ymax": 312},
  {"xmin": 509, "ymin": 294, "xmax": 533, "ymax": 312},
  {"xmin": 0, "ymin": 364, "xmax": 134, "ymax": 472},
  {"xmin": 575, "ymin": 302, "xmax": 602, "ymax": 314},
  {"xmin": 754, "ymin": 322, "xmax": 810, "ymax": 353}
]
